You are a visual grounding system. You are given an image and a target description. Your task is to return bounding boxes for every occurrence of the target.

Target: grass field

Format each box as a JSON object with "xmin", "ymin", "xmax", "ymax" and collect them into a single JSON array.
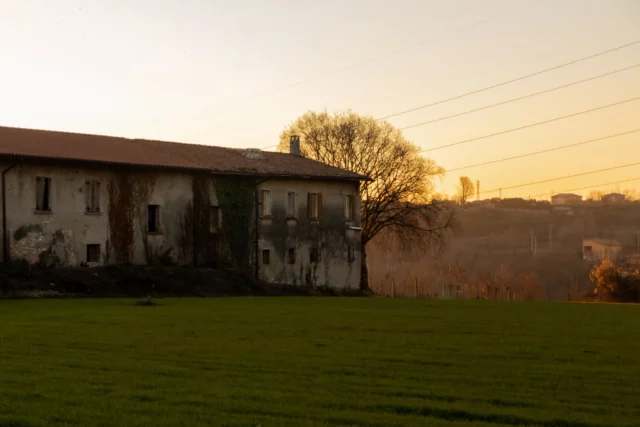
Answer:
[{"xmin": 1, "ymin": 298, "xmax": 639, "ymax": 427}]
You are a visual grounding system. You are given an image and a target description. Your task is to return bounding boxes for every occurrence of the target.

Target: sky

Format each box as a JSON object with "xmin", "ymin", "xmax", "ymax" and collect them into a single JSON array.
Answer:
[{"xmin": 1, "ymin": 0, "xmax": 639, "ymax": 199}]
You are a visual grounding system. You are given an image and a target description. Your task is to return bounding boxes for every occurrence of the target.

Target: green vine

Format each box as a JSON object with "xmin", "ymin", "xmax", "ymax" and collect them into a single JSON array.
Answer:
[{"xmin": 214, "ymin": 176, "xmax": 256, "ymax": 270}]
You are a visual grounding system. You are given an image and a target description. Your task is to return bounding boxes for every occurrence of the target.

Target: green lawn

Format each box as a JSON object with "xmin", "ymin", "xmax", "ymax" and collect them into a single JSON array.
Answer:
[{"xmin": 1, "ymin": 298, "xmax": 639, "ymax": 427}]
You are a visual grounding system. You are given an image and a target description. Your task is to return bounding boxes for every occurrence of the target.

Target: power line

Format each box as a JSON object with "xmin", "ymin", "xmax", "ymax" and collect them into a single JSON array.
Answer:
[
  {"xmin": 447, "ymin": 129, "xmax": 640, "ymax": 172},
  {"xmin": 400, "ymin": 63, "xmax": 640, "ymax": 130},
  {"xmin": 245, "ymin": 0, "xmax": 539, "ymax": 101},
  {"xmin": 482, "ymin": 161, "xmax": 640, "ymax": 194},
  {"xmin": 529, "ymin": 177, "xmax": 640, "ymax": 199},
  {"xmin": 377, "ymin": 39, "xmax": 640, "ymax": 121},
  {"xmin": 191, "ymin": 0, "xmax": 541, "ymax": 133},
  {"xmin": 420, "ymin": 96, "xmax": 640, "ymax": 152}
]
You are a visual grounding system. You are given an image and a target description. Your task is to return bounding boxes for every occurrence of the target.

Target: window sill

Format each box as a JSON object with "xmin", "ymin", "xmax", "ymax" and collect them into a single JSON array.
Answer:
[
  {"xmin": 85, "ymin": 212, "xmax": 103, "ymax": 216},
  {"xmin": 34, "ymin": 210, "xmax": 53, "ymax": 215},
  {"xmin": 286, "ymin": 216, "xmax": 298, "ymax": 221},
  {"xmin": 260, "ymin": 215, "xmax": 273, "ymax": 220},
  {"xmin": 146, "ymin": 232, "xmax": 164, "ymax": 236}
]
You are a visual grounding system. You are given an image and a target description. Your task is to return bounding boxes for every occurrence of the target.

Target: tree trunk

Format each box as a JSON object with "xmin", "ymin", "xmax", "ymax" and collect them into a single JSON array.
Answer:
[{"xmin": 360, "ymin": 241, "xmax": 369, "ymax": 291}]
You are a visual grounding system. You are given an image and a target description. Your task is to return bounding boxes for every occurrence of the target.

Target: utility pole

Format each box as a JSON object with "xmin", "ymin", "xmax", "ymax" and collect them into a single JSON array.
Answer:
[
  {"xmin": 476, "ymin": 180, "xmax": 480, "ymax": 201},
  {"xmin": 499, "ymin": 188, "xmax": 502, "ymax": 199},
  {"xmin": 530, "ymin": 229, "xmax": 534, "ymax": 254},
  {"xmin": 530, "ymin": 229, "xmax": 538, "ymax": 256}
]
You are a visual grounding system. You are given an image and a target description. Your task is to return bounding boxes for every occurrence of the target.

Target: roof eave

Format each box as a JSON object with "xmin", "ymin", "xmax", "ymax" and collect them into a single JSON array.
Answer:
[{"xmin": 0, "ymin": 153, "xmax": 370, "ymax": 181}]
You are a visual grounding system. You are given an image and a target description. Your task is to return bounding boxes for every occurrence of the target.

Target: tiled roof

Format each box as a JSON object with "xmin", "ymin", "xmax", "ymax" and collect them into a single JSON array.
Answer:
[
  {"xmin": 583, "ymin": 238, "xmax": 622, "ymax": 246},
  {"xmin": 0, "ymin": 126, "xmax": 367, "ymax": 181}
]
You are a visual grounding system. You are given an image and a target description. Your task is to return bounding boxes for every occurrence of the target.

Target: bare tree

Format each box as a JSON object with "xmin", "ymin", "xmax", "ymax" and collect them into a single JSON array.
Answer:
[
  {"xmin": 278, "ymin": 110, "xmax": 454, "ymax": 290},
  {"xmin": 588, "ymin": 190, "xmax": 604, "ymax": 201},
  {"xmin": 622, "ymin": 188, "xmax": 640, "ymax": 201},
  {"xmin": 457, "ymin": 176, "xmax": 475, "ymax": 205}
]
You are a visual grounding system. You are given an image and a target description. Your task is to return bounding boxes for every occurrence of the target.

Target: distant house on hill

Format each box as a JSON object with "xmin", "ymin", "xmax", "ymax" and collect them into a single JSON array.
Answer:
[
  {"xmin": 582, "ymin": 238, "xmax": 622, "ymax": 262},
  {"xmin": 602, "ymin": 193, "xmax": 626, "ymax": 204},
  {"xmin": 551, "ymin": 193, "xmax": 582, "ymax": 205}
]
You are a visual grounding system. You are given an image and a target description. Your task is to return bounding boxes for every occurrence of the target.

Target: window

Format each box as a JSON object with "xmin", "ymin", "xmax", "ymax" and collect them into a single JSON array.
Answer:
[
  {"xmin": 260, "ymin": 190, "xmax": 271, "ymax": 217},
  {"xmin": 347, "ymin": 246, "xmax": 356, "ymax": 263},
  {"xmin": 210, "ymin": 206, "xmax": 221, "ymax": 233},
  {"xmin": 344, "ymin": 195, "xmax": 355, "ymax": 220},
  {"xmin": 310, "ymin": 247, "xmax": 321, "ymax": 263},
  {"xmin": 35, "ymin": 177, "xmax": 52, "ymax": 211},
  {"xmin": 85, "ymin": 180, "xmax": 101, "ymax": 213},
  {"xmin": 307, "ymin": 193, "xmax": 323, "ymax": 219},
  {"xmin": 86, "ymin": 244, "xmax": 100, "ymax": 263},
  {"xmin": 287, "ymin": 191, "xmax": 297, "ymax": 218},
  {"xmin": 288, "ymin": 248, "xmax": 296, "ymax": 264},
  {"xmin": 148, "ymin": 205, "xmax": 160, "ymax": 233},
  {"xmin": 262, "ymin": 249, "xmax": 271, "ymax": 265}
]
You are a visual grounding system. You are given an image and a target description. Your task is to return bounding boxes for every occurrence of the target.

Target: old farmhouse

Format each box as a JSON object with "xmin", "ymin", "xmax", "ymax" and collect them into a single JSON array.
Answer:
[{"xmin": 0, "ymin": 126, "xmax": 367, "ymax": 289}]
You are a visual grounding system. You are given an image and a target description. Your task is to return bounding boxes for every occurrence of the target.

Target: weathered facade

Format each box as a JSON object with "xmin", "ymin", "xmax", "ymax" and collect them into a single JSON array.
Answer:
[
  {"xmin": 551, "ymin": 193, "xmax": 582, "ymax": 206},
  {"xmin": 0, "ymin": 126, "xmax": 366, "ymax": 289},
  {"xmin": 582, "ymin": 238, "xmax": 622, "ymax": 262},
  {"xmin": 256, "ymin": 179, "xmax": 361, "ymax": 288},
  {"xmin": 602, "ymin": 193, "xmax": 626, "ymax": 204}
]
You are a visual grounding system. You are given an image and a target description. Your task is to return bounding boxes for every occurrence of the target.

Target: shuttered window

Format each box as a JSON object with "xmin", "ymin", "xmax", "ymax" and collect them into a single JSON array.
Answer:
[
  {"xmin": 307, "ymin": 193, "xmax": 322, "ymax": 220},
  {"xmin": 85, "ymin": 180, "xmax": 101, "ymax": 213},
  {"xmin": 287, "ymin": 191, "xmax": 296, "ymax": 218},
  {"xmin": 344, "ymin": 195, "xmax": 355, "ymax": 220},
  {"xmin": 260, "ymin": 190, "xmax": 271, "ymax": 217}
]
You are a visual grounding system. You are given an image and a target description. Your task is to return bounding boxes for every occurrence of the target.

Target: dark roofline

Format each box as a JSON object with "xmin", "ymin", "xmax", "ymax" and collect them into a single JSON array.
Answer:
[{"xmin": 0, "ymin": 153, "xmax": 368, "ymax": 182}]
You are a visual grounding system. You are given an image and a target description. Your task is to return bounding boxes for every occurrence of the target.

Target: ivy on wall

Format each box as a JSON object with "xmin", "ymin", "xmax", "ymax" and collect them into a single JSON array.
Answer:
[{"xmin": 214, "ymin": 176, "xmax": 256, "ymax": 271}]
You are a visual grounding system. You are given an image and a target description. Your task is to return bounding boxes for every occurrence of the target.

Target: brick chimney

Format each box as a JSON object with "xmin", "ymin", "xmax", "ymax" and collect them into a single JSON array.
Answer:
[{"xmin": 289, "ymin": 135, "xmax": 300, "ymax": 156}]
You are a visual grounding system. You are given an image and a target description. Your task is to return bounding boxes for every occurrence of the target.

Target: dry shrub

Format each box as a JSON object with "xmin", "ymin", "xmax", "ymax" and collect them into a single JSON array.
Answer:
[{"xmin": 589, "ymin": 259, "xmax": 640, "ymax": 303}]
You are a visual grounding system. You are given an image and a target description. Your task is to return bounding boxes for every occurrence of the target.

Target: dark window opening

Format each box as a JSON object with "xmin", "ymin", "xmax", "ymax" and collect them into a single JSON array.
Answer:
[
  {"xmin": 288, "ymin": 248, "xmax": 296, "ymax": 264},
  {"xmin": 86, "ymin": 244, "xmax": 100, "ymax": 263},
  {"xmin": 36, "ymin": 177, "xmax": 51, "ymax": 211},
  {"xmin": 262, "ymin": 249, "xmax": 271, "ymax": 265},
  {"xmin": 148, "ymin": 205, "xmax": 160, "ymax": 233},
  {"xmin": 310, "ymin": 247, "xmax": 321, "ymax": 263},
  {"xmin": 85, "ymin": 180, "xmax": 101, "ymax": 213},
  {"xmin": 210, "ymin": 206, "xmax": 220, "ymax": 233}
]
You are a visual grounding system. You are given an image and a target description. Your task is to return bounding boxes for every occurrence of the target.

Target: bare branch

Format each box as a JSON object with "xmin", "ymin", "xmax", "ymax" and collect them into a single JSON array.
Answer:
[{"xmin": 278, "ymin": 110, "xmax": 454, "ymax": 290}]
